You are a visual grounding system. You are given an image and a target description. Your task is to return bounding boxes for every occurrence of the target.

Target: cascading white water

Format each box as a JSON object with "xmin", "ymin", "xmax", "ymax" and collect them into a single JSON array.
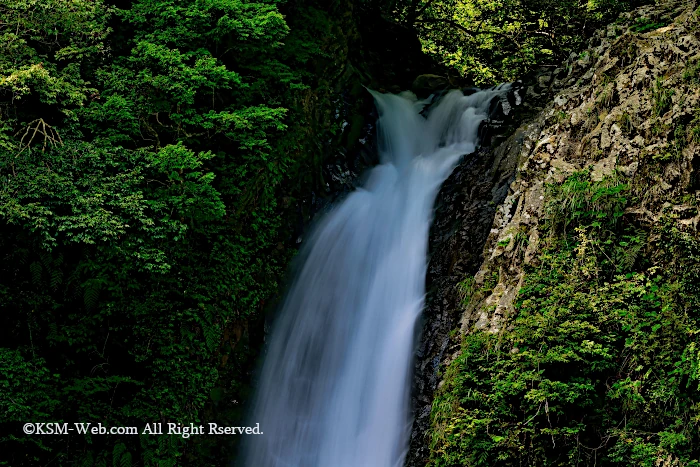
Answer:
[{"xmin": 240, "ymin": 86, "xmax": 509, "ymax": 467}]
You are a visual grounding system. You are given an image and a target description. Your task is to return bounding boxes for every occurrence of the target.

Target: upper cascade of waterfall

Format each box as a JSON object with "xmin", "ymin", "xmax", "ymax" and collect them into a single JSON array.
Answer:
[
  {"xmin": 371, "ymin": 85, "xmax": 511, "ymax": 168},
  {"xmin": 239, "ymin": 85, "xmax": 510, "ymax": 467}
]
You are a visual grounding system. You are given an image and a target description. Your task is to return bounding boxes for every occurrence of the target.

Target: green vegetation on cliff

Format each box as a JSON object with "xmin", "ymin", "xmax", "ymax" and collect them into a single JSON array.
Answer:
[
  {"xmin": 427, "ymin": 5, "xmax": 700, "ymax": 464},
  {"xmin": 429, "ymin": 170, "xmax": 700, "ymax": 466}
]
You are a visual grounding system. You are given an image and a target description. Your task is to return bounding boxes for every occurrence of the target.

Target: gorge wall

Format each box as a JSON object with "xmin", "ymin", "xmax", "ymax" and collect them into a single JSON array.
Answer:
[{"xmin": 410, "ymin": 1, "xmax": 700, "ymax": 465}]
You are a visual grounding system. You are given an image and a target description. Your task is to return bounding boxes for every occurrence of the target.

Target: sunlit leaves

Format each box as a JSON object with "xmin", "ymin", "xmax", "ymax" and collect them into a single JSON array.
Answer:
[{"xmin": 401, "ymin": 0, "xmax": 634, "ymax": 84}]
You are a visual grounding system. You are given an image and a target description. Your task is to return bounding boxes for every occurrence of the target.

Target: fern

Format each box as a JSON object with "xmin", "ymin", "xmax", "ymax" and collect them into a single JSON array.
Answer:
[
  {"xmin": 617, "ymin": 230, "xmax": 648, "ymax": 272},
  {"xmin": 685, "ymin": 342, "xmax": 700, "ymax": 390},
  {"xmin": 112, "ymin": 442, "xmax": 126, "ymax": 467},
  {"xmin": 82, "ymin": 279, "xmax": 101, "ymax": 310},
  {"xmin": 142, "ymin": 448, "xmax": 155, "ymax": 467},
  {"xmin": 39, "ymin": 251, "xmax": 52, "ymax": 269},
  {"xmin": 46, "ymin": 322, "xmax": 58, "ymax": 342},
  {"xmin": 120, "ymin": 451, "xmax": 132, "ymax": 467},
  {"xmin": 29, "ymin": 261, "xmax": 42, "ymax": 286},
  {"xmin": 203, "ymin": 322, "xmax": 220, "ymax": 353},
  {"xmin": 78, "ymin": 452, "xmax": 93, "ymax": 467},
  {"xmin": 50, "ymin": 268, "xmax": 63, "ymax": 290}
]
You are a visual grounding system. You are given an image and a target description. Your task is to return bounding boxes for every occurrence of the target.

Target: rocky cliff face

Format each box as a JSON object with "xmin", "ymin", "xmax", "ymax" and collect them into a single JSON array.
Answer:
[{"xmin": 410, "ymin": 1, "xmax": 700, "ymax": 465}]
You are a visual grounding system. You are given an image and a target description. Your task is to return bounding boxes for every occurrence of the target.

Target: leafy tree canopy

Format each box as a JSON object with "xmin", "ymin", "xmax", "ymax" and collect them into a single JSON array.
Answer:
[{"xmin": 384, "ymin": 0, "xmax": 643, "ymax": 84}]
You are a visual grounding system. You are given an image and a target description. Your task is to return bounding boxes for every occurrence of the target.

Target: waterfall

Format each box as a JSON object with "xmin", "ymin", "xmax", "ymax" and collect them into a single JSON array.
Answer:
[{"xmin": 239, "ymin": 86, "xmax": 509, "ymax": 467}]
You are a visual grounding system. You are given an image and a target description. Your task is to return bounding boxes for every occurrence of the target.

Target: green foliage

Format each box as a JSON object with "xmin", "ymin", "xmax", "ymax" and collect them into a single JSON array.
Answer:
[
  {"xmin": 652, "ymin": 77, "xmax": 674, "ymax": 118},
  {"xmin": 617, "ymin": 111, "xmax": 634, "ymax": 135},
  {"xmin": 629, "ymin": 16, "xmax": 668, "ymax": 33},
  {"xmin": 0, "ymin": 0, "xmax": 111, "ymax": 123},
  {"xmin": 0, "ymin": 0, "xmax": 329, "ymax": 464},
  {"xmin": 683, "ymin": 59, "xmax": 700, "ymax": 85},
  {"xmin": 597, "ymin": 84, "xmax": 616, "ymax": 110},
  {"xmin": 544, "ymin": 169, "xmax": 628, "ymax": 235},
  {"xmin": 458, "ymin": 276, "xmax": 477, "ymax": 306},
  {"xmin": 690, "ymin": 111, "xmax": 700, "ymax": 145},
  {"xmin": 394, "ymin": 0, "xmax": 644, "ymax": 84},
  {"xmin": 429, "ymin": 171, "xmax": 700, "ymax": 466}
]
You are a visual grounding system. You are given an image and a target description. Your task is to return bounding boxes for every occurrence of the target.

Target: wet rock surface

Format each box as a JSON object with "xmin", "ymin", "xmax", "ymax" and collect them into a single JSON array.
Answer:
[{"xmin": 407, "ymin": 107, "xmax": 545, "ymax": 467}]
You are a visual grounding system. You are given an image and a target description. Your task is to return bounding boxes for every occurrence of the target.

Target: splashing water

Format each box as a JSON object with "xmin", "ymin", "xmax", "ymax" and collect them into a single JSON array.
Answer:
[{"xmin": 240, "ymin": 86, "xmax": 510, "ymax": 467}]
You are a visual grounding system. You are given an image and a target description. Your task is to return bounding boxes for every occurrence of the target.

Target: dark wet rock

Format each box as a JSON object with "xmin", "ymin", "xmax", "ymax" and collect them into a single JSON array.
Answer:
[
  {"xmin": 406, "ymin": 121, "xmax": 535, "ymax": 467},
  {"xmin": 412, "ymin": 74, "xmax": 451, "ymax": 97},
  {"xmin": 405, "ymin": 58, "xmax": 568, "ymax": 467}
]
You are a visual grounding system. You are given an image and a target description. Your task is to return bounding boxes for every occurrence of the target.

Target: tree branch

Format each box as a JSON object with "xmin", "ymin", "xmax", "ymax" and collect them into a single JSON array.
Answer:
[{"xmin": 414, "ymin": 18, "xmax": 528, "ymax": 64}]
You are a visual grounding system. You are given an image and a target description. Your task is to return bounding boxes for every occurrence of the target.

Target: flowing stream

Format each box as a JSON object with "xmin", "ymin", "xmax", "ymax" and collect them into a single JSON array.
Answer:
[{"xmin": 240, "ymin": 87, "xmax": 508, "ymax": 467}]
